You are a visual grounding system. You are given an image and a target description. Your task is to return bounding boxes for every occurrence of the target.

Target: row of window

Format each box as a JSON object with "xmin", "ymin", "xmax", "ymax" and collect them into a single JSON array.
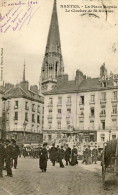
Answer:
[
  {"xmin": 48, "ymin": 119, "xmax": 117, "ymax": 130},
  {"xmin": 13, "ymin": 112, "xmax": 40, "ymax": 123},
  {"xmin": 47, "ymin": 120, "xmax": 71, "ymax": 130},
  {"xmin": 48, "ymin": 105, "xmax": 118, "ymax": 117},
  {"xmin": 4, "ymin": 101, "xmax": 43, "ymax": 113},
  {"xmin": 48, "ymin": 91, "xmax": 118, "ymax": 105}
]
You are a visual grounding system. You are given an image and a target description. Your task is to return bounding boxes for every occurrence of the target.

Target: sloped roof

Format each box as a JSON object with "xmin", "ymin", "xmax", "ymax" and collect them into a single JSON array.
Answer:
[
  {"xmin": 78, "ymin": 78, "xmax": 100, "ymax": 91},
  {"xmin": 44, "ymin": 76, "xmax": 117, "ymax": 95},
  {"xmin": 50, "ymin": 80, "xmax": 77, "ymax": 93},
  {"xmin": 4, "ymin": 86, "xmax": 44, "ymax": 103}
]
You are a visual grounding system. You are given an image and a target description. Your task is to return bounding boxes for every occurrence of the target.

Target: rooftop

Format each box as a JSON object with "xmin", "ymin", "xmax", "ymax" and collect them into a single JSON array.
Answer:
[{"xmin": 4, "ymin": 85, "xmax": 44, "ymax": 103}]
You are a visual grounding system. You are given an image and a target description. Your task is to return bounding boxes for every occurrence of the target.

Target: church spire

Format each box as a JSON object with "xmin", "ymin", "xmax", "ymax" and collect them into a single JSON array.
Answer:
[
  {"xmin": 46, "ymin": 0, "xmax": 61, "ymax": 54},
  {"xmin": 23, "ymin": 60, "xmax": 26, "ymax": 82},
  {"xmin": 41, "ymin": 0, "xmax": 64, "ymax": 93}
]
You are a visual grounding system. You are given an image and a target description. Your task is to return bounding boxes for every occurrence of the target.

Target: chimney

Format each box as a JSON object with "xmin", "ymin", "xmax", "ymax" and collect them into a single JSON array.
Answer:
[
  {"xmin": 100, "ymin": 63, "xmax": 107, "ymax": 77},
  {"xmin": 5, "ymin": 83, "xmax": 14, "ymax": 91},
  {"xmin": 75, "ymin": 70, "xmax": 83, "ymax": 85},
  {"xmin": 30, "ymin": 85, "xmax": 39, "ymax": 94},
  {"xmin": 57, "ymin": 74, "xmax": 68, "ymax": 84}
]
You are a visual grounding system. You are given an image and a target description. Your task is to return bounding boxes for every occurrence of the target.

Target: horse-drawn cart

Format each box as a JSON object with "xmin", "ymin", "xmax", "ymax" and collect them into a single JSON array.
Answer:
[{"xmin": 101, "ymin": 138, "xmax": 118, "ymax": 183}]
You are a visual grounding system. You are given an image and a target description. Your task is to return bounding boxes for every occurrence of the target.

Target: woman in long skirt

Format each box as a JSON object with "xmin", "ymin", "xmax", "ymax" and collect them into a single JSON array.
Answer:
[{"xmin": 39, "ymin": 143, "xmax": 48, "ymax": 172}]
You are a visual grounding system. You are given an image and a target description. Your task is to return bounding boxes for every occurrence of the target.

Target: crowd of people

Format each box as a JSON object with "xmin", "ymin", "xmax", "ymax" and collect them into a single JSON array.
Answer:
[
  {"xmin": 39, "ymin": 143, "xmax": 100, "ymax": 172},
  {"xmin": 39, "ymin": 143, "xmax": 80, "ymax": 172},
  {"xmin": 82, "ymin": 145, "xmax": 98, "ymax": 165},
  {"xmin": 0, "ymin": 138, "xmax": 101, "ymax": 176},
  {"xmin": 39, "ymin": 143, "xmax": 78, "ymax": 172},
  {"xmin": 0, "ymin": 138, "xmax": 20, "ymax": 177}
]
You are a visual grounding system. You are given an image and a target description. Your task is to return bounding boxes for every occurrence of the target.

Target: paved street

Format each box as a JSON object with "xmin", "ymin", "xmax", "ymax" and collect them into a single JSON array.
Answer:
[{"xmin": 0, "ymin": 157, "xmax": 118, "ymax": 195}]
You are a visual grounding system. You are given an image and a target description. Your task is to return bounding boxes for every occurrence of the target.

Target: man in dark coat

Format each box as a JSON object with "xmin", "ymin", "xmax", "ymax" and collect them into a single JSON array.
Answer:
[
  {"xmin": 71, "ymin": 145, "xmax": 78, "ymax": 166},
  {"xmin": 0, "ymin": 139, "xmax": 5, "ymax": 177},
  {"xmin": 56, "ymin": 145, "xmax": 60, "ymax": 162},
  {"xmin": 49, "ymin": 143, "xmax": 57, "ymax": 166},
  {"xmin": 11, "ymin": 139, "xmax": 20, "ymax": 169},
  {"xmin": 39, "ymin": 143, "xmax": 48, "ymax": 172},
  {"xmin": 92, "ymin": 146, "xmax": 98, "ymax": 164},
  {"xmin": 5, "ymin": 139, "xmax": 13, "ymax": 177},
  {"xmin": 65, "ymin": 144, "xmax": 71, "ymax": 165},
  {"xmin": 58, "ymin": 146, "xmax": 65, "ymax": 168}
]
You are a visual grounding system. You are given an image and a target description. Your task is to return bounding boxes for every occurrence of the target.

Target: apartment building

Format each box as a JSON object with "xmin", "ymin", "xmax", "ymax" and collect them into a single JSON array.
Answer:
[{"xmin": 43, "ymin": 65, "xmax": 118, "ymax": 146}]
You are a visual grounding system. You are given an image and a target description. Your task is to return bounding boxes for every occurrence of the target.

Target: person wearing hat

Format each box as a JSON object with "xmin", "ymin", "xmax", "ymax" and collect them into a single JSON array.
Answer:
[
  {"xmin": 58, "ymin": 146, "xmax": 65, "ymax": 168},
  {"xmin": 11, "ymin": 139, "xmax": 20, "ymax": 169},
  {"xmin": 4, "ymin": 139, "xmax": 13, "ymax": 177},
  {"xmin": 65, "ymin": 144, "xmax": 71, "ymax": 166},
  {"xmin": 49, "ymin": 143, "xmax": 57, "ymax": 166},
  {"xmin": 39, "ymin": 143, "xmax": 48, "ymax": 172},
  {"xmin": 92, "ymin": 146, "xmax": 98, "ymax": 164},
  {"xmin": 0, "ymin": 139, "xmax": 5, "ymax": 177}
]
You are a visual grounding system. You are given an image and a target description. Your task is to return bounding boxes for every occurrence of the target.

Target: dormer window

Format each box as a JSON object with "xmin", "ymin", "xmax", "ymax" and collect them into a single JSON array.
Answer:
[
  {"xmin": 14, "ymin": 101, "xmax": 18, "ymax": 109},
  {"xmin": 102, "ymin": 81, "xmax": 107, "ymax": 87}
]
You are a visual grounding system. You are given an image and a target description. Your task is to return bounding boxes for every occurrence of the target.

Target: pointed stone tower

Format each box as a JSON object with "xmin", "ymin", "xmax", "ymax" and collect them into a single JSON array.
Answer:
[
  {"xmin": 20, "ymin": 62, "xmax": 29, "ymax": 91},
  {"xmin": 41, "ymin": 0, "xmax": 64, "ymax": 93}
]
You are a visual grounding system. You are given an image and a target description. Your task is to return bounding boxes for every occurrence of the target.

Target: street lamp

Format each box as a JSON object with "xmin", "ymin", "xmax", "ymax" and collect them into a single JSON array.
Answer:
[{"xmin": 23, "ymin": 121, "xmax": 27, "ymax": 144}]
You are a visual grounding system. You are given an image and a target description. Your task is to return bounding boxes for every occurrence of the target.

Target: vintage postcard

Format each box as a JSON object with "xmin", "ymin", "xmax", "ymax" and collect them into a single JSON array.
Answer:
[{"xmin": 0, "ymin": 0, "xmax": 118, "ymax": 195}]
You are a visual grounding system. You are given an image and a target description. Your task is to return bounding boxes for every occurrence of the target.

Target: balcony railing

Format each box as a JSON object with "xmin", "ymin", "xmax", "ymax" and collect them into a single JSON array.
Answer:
[
  {"xmin": 111, "ymin": 98, "xmax": 118, "ymax": 103},
  {"xmin": 57, "ymin": 102, "xmax": 62, "ymax": 106},
  {"xmin": 89, "ymin": 100, "xmax": 95, "ymax": 104},
  {"xmin": 100, "ymin": 99, "xmax": 106, "ymax": 104},
  {"xmin": 100, "ymin": 113, "xmax": 106, "ymax": 117},
  {"xmin": 111, "ymin": 112, "xmax": 117, "ymax": 117}
]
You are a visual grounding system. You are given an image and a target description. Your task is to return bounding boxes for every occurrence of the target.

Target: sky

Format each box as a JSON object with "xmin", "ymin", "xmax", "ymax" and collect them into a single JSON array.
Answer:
[{"xmin": 0, "ymin": 0, "xmax": 118, "ymax": 86}]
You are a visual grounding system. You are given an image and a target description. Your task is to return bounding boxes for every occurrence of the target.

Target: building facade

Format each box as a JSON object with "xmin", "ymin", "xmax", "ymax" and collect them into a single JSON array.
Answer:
[
  {"xmin": 43, "ymin": 65, "xmax": 118, "ymax": 147},
  {"xmin": 2, "ymin": 66, "xmax": 44, "ymax": 146}
]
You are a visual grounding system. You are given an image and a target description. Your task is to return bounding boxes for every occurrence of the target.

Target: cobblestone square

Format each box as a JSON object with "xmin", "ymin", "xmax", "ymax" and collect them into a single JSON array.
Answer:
[{"xmin": 0, "ymin": 157, "xmax": 118, "ymax": 195}]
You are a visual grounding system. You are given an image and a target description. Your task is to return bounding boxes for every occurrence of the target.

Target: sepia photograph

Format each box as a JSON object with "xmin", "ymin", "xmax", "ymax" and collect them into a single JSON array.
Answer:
[{"xmin": 0, "ymin": 0, "xmax": 118, "ymax": 194}]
